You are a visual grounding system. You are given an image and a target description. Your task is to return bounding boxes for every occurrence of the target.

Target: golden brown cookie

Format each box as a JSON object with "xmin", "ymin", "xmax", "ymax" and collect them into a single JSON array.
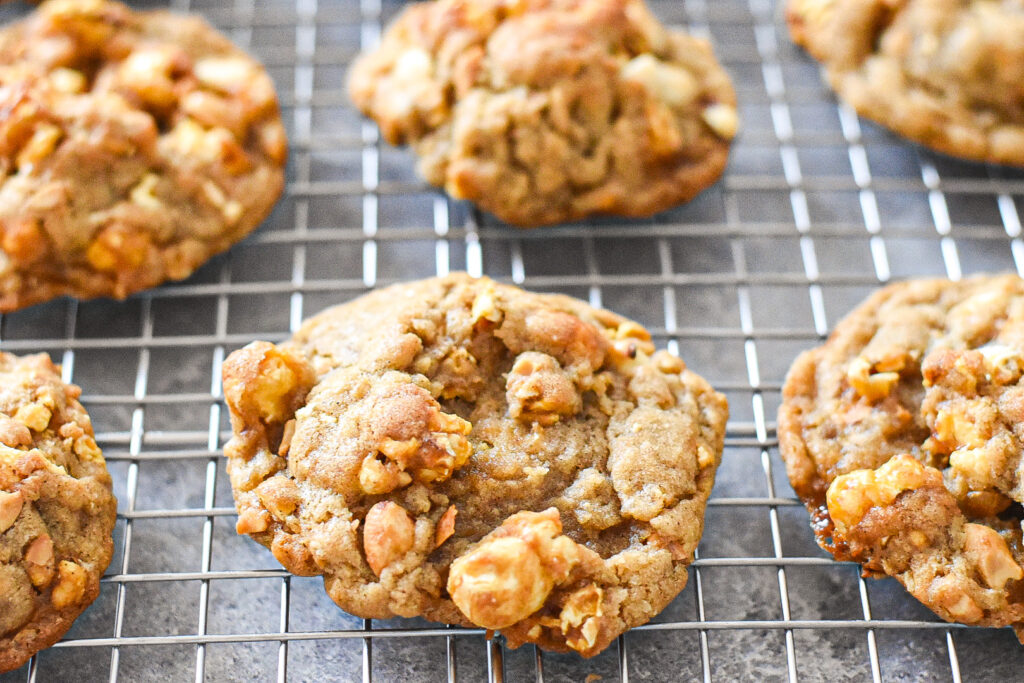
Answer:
[
  {"xmin": 779, "ymin": 275, "xmax": 1024, "ymax": 639},
  {"xmin": 222, "ymin": 273, "xmax": 727, "ymax": 656},
  {"xmin": 348, "ymin": 0, "xmax": 737, "ymax": 227},
  {"xmin": 0, "ymin": 0, "xmax": 287, "ymax": 311},
  {"xmin": 787, "ymin": 0, "xmax": 1024, "ymax": 166},
  {"xmin": 0, "ymin": 352, "xmax": 116, "ymax": 673}
]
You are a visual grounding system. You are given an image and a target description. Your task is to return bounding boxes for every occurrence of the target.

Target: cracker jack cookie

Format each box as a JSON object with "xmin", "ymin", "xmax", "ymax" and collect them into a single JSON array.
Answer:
[
  {"xmin": 788, "ymin": 0, "xmax": 1024, "ymax": 167},
  {"xmin": 348, "ymin": 0, "xmax": 737, "ymax": 227},
  {"xmin": 222, "ymin": 273, "xmax": 727, "ymax": 656},
  {"xmin": 0, "ymin": 0, "xmax": 287, "ymax": 311},
  {"xmin": 780, "ymin": 275, "xmax": 1024, "ymax": 639},
  {"xmin": 1, "ymin": 352, "xmax": 116, "ymax": 673}
]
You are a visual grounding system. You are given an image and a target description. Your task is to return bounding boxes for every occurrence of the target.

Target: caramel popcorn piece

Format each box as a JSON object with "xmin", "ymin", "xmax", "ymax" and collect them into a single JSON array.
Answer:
[
  {"xmin": 559, "ymin": 584, "xmax": 604, "ymax": 653},
  {"xmin": 14, "ymin": 402, "xmax": 52, "ymax": 432},
  {"xmin": 235, "ymin": 506, "xmax": 271, "ymax": 535},
  {"xmin": 358, "ymin": 396, "xmax": 473, "ymax": 495},
  {"xmin": 363, "ymin": 501, "xmax": 416, "ymax": 576},
  {"xmin": 471, "ymin": 287, "xmax": 502, "ymax": 325},
  {"xmin": 846, "ymin": 356, "xmax": 900, "ymax": 401},
  {"xmin": 448, "ymin": 509, "xmax": 582, "ymax": 630},
  {"xmin": 826, "ymin": 455, "xmax": 938, "ymax": 534},
  {"xmin": 222, "ymin": 341, "xmax": 314, "ymax": 428},
  {"xmin": 51, "ymin": 560, "xmax": 88, "ymax": 609},
  {"xmin": 506, "ymin": 352, "xmax": 581, "ymax": 425}
]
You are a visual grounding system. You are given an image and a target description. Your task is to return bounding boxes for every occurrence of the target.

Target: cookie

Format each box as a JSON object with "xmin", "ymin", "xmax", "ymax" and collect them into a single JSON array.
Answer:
[
  {"xmin": 787, "ymin": 0, "xmax": 1024, "ymax": 167},
  {"xmin": 0, "ymin": 0, "xmax": 287, "ymax": 311},
  {"xmin": 222, "ymin": 273, "xmax": 727, "ymax": 656},
  {"xmin": 348, "ymin": 0, "xmax": 737, "ymax": 227},
  {"xmin": 779, "ymin": 275, "xmax": 1024, "ymax": 638},
  {"xmin": 0, "ymin": 352, "xmax": 116, "ymax": 673}
]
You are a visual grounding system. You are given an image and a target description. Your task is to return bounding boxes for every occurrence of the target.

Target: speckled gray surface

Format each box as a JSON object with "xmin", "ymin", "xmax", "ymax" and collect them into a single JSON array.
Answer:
[{"xmin": 4, "ymin": 0, "xmax": 1024, "ymax": 681}]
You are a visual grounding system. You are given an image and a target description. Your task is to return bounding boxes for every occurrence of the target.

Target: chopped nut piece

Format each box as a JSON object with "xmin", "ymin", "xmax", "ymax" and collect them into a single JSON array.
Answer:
[
  {"xmin": 447, "ymin": 509, "xmax": 582, "ymax": 630},
  {"xmin": 435, "ymin": 504, "xmax": 457, "ymax": 548},
  {"xmin": 363, "ymin": 501, "xmax": 416, "ymax": 576},
  {"xmin": 25, "ymin": 534, "xmax": 55, "ymax": 587},
  {"xmin": 701, "ymin": 103, "xmax": 739, "ymax": 140},
  {"xmin": 278, "ymin": 419, "xmax": 296, "ymax": 457},
  {"xmin": 653, "ymin": 350, "xmax": 685, "ymax": 374},
  {"xmin": 51, "ymin": 561, "xmax": 88, "ymax": 609},
  {"xmin": 946, "ymin": 592, "xmax": 983, "ymax": 622},
  {"xmin": 49, "ymin": 67, "xmax": 87, "ymax": 93},
  {"xmin": 964, "ymin": 523, "xmax": 1023, "ymax": 589},
  {"xmin": 621, "ymin": 54, "xmax": 699, "ymax": 107},
  {"xmin": 696, "ymin": 444, "xmax": 715, "ymax": 469},
  {"xmin": 471, "ymin": 288, "xmax": 502, "ymax": 325},
  {"xmin": 129, "ymin": 173, "xmax": 163, "ymax": 211},
  {"xmin": 195, "ymin": 57, "xmax": 253, "ymax": 94},
  {"xmin": 0, "ymin": 490, "xmax": 24, "ymax": 533}
]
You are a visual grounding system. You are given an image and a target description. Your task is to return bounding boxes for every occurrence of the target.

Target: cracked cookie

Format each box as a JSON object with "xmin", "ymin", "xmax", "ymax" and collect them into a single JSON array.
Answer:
[
  {"xmin": 788, "ymin": 0, "xmax": 1024, "ymax": 166},
  {"xmin": 222, "ymin": 273, "xmax": 727, "ymax": 656},
  {"xmin": 0, "ymin": 0, "xmax": 286, "ymax": 311},
  {"xmin": 348, "ymin": 0, "xmax": 737, "ymax": 227},
  {"xmin": 1, "ymin": 352, "xmax": 116, "ymax": 673},
  {"xmin": 779, "ymin": 275, "xmax": 1024, "ymax": 639}
]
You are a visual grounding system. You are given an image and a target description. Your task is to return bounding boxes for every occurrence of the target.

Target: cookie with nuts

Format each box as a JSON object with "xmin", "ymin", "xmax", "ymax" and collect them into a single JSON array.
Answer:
[
  {"xmin": 0, "ymin": 0, "xmax": 286, "ymax": 311},
  {"xmin": 0, "ymin": 352, "xmax": 116, "ymax": 673},
  {"xmin": 788, "ymin": 0, "xmax": 1024, "ymax": 166},
  {"xmin": 348, "ymin": 0, "xmax": 737, "ymax": 227},
  {"xmin": 222, "ymin": 273, "xmax": 727, "ymax": 656},
  {"xmin": 779, "ymin": 275, "xmax": 1024, "ymax": 639}
]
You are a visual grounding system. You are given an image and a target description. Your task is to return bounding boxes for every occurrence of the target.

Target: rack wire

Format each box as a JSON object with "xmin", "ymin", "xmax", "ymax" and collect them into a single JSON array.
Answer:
[{"xmin": 4, "ymin": 0, "xmax": 1024, "ymax": 680}]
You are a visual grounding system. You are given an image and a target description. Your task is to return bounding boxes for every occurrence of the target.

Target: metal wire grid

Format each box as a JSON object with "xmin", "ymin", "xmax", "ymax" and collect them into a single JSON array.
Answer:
[{"xmin": 0, "ymin": 0, "xmax": 1023, "ymax": 680}]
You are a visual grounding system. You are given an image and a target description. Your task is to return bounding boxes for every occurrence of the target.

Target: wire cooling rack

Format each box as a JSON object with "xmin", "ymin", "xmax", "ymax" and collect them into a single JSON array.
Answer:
[{"xmin": 4, "ymin": 0, "xmax": 1024, "ymax": 680}]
